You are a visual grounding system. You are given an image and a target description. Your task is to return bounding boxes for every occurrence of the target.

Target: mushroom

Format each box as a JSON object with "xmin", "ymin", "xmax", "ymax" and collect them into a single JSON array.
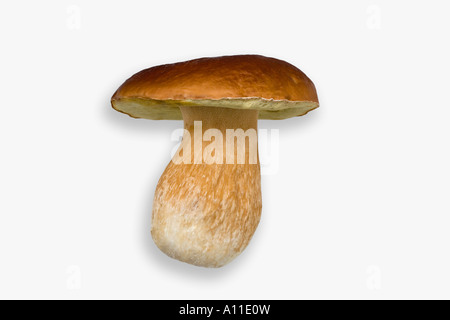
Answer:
[{"xmin": 111, "ymin": 55, "xmax": 319, "ymax": 267}]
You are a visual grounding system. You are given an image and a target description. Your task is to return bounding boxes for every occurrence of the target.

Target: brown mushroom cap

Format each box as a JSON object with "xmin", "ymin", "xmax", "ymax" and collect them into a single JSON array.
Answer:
[{"xmin": 111, "ymin": 55, "xmax": 319, "ymax": 120}]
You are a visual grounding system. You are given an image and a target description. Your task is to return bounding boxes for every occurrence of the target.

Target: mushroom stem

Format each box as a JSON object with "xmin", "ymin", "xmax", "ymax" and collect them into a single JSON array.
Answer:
[{"xmin": 151, "ymin": 106, "xmax": 262, "ymax": 267}]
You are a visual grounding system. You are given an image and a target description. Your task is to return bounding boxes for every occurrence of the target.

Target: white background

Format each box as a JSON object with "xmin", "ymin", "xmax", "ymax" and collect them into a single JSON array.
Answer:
[{"xmin": 0, "ymin": 0, "xmax": 449, "ymax": 300}]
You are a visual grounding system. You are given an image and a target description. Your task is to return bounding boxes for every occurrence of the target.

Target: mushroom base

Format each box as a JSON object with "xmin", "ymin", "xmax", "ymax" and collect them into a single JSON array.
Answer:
[{"xmin": 151, "ymin": 106, "xmax": 262, "ymax": 267}]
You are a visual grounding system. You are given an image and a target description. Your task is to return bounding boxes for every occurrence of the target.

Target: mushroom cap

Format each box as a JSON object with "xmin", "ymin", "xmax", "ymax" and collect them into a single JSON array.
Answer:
[{"xmin": 111, "ymin": 54, "xmax": 319, "ymax": 120}]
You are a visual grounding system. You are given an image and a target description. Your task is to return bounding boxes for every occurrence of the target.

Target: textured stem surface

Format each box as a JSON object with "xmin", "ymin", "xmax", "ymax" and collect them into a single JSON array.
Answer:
[{"xmin": 151, "ymin": 106, "xmax": 262, "ymax": 267}]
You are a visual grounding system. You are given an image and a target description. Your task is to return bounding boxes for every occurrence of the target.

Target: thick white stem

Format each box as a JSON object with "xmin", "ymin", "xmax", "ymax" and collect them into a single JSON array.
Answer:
[{"xmin": 151, "ymin": 106, "xmax": 262, "ymax": 267}]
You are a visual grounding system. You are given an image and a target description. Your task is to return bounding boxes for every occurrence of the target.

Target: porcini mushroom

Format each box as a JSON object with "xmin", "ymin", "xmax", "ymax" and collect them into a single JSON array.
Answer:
[{"xmin": 111, "ymin": 55, "xmax": 319, "ymax": 267}]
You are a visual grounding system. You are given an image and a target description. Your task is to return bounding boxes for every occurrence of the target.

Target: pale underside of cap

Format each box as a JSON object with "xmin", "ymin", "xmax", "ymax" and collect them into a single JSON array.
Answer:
[{"xmin": 112, "ymin": 97, "xmax": 318, "ymax": 120}]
